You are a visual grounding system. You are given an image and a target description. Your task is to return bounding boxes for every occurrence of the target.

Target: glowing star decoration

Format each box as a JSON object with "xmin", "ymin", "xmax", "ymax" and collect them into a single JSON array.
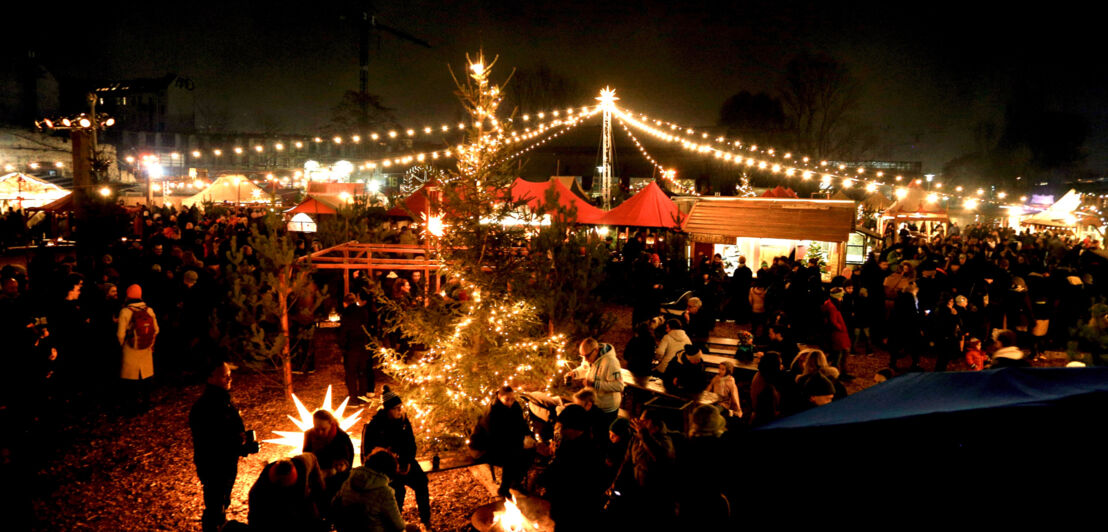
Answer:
[
  {"xmin": 264, "ymin": 385, "xmax": 364, "ymax": 461},
  {"xmin": 596, "ymin": 86, "xmax": 619, "ymax": 111},
  {"xmin": 492, "ymin": 496, "xmax": 538, "ymax": 531}
]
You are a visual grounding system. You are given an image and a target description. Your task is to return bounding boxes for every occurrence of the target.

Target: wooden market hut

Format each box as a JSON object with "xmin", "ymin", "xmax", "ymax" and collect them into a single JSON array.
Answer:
[
  {"xmin": 879, "ymin": 184, "xmax": 948, "ymax": 235},
  {"xmin": 680, "ymin": 196, "xmax": 857, "ymax": 277}
]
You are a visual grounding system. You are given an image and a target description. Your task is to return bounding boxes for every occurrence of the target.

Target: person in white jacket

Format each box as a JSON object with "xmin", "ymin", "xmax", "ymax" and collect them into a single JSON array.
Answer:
[
  {"xmin": 571, "ymin": 338, "xmax": 624, "ymax": 425},
  {"xmin": 654, "ymin": 319, "xmax": 691, "ymax": 373}
]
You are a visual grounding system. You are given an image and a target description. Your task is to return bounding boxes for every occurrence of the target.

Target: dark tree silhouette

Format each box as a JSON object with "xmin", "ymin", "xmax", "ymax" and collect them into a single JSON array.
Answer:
[
  {"xmin": 778, "ymin": 52, "xmax": 868, "ymax": 159},
  {"xmin": 718, "ymin": 90, "xmax": 788, "ymax": 146},
  {"xmin": 502, "ymin": 62, "xmax": 586, "ymax": 114},
  {"xmin": 327, "ymin": 90, "xmax": 396, "ymax": 133}
]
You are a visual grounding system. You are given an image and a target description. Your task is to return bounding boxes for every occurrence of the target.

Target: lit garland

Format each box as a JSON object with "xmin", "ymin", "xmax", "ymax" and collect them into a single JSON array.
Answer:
[
  {"xmin": 614, "ymin": 104, "xmax": 1029, "ymax": 210},
  {"xmin": 615, "ymin": 119, "xmax": 695, "ymax": 194}
]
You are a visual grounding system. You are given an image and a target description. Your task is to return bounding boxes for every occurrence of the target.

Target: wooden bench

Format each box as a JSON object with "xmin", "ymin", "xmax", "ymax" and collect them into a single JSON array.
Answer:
[{"xmin": 418, "ymin": 450, "xmax": 480, "ymax": 474}]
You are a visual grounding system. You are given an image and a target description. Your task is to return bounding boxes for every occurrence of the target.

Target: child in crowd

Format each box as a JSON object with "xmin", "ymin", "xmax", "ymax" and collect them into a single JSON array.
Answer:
[{"xmin": 964, "ymin": 338, "xmax": 987, "ymax": 370}]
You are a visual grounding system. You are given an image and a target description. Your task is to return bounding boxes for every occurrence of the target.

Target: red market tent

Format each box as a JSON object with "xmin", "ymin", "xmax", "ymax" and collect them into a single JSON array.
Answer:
[
  {"xmin": 509, "ymin": 178, "xmax": 605, "ymax": 224},
  {"xmin": 285, "ymin": 196, "xmax": 339, "ymax": 215},
  {"xmin": 387, "ymin": 181, "xmax": 439, "ymax": 218},
  {"xmin": 600, "ymin": 181, "xmax": 683, "ymax": 228},
  {"xmin": 761, "ymin": 185, "xmax": 800, "ymax": 199}
]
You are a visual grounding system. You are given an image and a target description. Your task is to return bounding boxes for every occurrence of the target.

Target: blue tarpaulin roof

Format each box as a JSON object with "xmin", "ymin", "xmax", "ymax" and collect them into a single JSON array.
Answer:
[{"xmin": 758, "ymin": 367, "xmax": 1108, "ymax": 432}]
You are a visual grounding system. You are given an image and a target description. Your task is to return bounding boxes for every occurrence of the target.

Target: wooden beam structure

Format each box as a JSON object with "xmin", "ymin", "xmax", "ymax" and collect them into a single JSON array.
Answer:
[{"xmin": 301, "ymin": 241, "xmax": 442, "ymax": 296}]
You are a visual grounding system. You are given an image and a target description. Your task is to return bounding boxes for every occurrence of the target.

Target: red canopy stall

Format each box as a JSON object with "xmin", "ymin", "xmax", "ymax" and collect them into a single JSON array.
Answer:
[{"xmin": 600, "ymin": 181, "xmax": 683, "ymax": 228}]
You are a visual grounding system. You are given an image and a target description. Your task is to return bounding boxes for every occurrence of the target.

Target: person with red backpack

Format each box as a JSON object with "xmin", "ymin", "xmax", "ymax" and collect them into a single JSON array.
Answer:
[{"xmin": 117, "ymin": 284, "xmax": 159, "ymax": 414}]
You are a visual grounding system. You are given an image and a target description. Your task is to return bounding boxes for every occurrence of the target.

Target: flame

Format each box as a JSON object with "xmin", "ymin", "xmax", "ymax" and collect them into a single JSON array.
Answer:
[
  {"xmin": 492, "ymin": 496, "xmax": 537, "ymax": 532},
  {"xmin": 263, "ymin": 385, "xmax": 365, "ymax": 463}
]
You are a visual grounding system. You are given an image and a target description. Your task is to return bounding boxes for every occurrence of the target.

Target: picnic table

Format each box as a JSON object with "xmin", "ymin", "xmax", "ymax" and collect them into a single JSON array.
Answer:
[{"xmin": 621, "ymin": 369, "xmax": 722, "ymax": 431}]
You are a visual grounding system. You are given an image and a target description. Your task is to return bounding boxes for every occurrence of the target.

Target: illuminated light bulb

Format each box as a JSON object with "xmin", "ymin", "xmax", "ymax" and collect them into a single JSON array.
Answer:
[
  {"xmin": 857, "ymin": 167, "xmax": 865, "ymax": 174},
  {"xmin": 98, "ymin": 186, "xmax": 111, "ymax": 197},
  {"xmin": 802, "ymin": 156, "xmax": 810, "ymax": 163},
  {"xmin": 351, "ymin": 136, "xmax": 360, "ymax": 143},
  {"xmin": 802, "ymin": 171, "xmax": 813, "ymax": 180},
  {"xmin": 895, "ymin": 176, "xmax": 902, "ymax": 181},
  {"xmin": 843, "ymin": 178, "xmax": 853, "ymax": 188},
  {"xmin": 470, "ymin": 62, "xmax": 484, "ymax": 75},
  {"xmin": 1020, "ymin": 196, "xmax": 1028, "ymax": 202},
  {"xmin": 78, "ymin": 118, "xmax": 92, "ymax": 127},
  {"xmin": 254, "ymin": 145, "xmax": 263, "ymax": 152},
  {"xmin": 998, "ymin": 192, "xmax": 1007, "ymax": 199},
  {"xmin": 295, "ymin": 141, "xmax": 303, "ymax": 148},
  {"xmin": 935, "ymin": 182, "xmax": 943, "ymax": 188},
  {"xmin": 865, "ymin": 182, "xmax": 878, "ymax": 193},
  {"xmin": 170, "ymin": 152, "xmax": 179, "ymax": 159},
  {"xmin": 192, "ymin": 150, "xmax": 201, "ymax": 157},
  {"xmin": 964, "ymin": 198, "xmax": 978, "ymax": 210},
  {"xmin": 125, "ymin": 156, "xmax": 135, "ymax": 164},
  {"xmin": 333, "ymin": 136, "xmax": 342, "ymax": 144},
  {"xmin": 955, "ymin": 186, "xmax": 964, "ymax": 192},
  {"xmin": 234, "ymin": 147, "xmax": 243, "ymax": 154},
  {"xmin": 406, "ymin": 129, "xmax": 415, "ymax": 136},
  {"xmin": 55, "ymin": 161, "xmax": 64, "ymax": 168},
  {"xmin": 213, "ymin": 149, "xmax": 222, "ymax": 156},
  {"xmin": 896, "ymin": 188, "xmax": 908, "ymax": 199},
  {"xmin": 458, "ymin": 122, "xmax": 465, "ymax": 129},
  {"xmin": 976, "ymin": 188, "xmax": 985, "ymax": 196},
  {"xmin": 785, "ymin": 168, "xmax": 796, "ymax": 177},
  {"xmin": 927, "ymin": 193, "xmax": 939, "ymax": 203},
  {"xmin": 370, "ymin": 133, "xmax": 379, "ymax": 141},
  {"xmin": 314, "ymin": 137, "xmax": 322, "ymax": 143}
]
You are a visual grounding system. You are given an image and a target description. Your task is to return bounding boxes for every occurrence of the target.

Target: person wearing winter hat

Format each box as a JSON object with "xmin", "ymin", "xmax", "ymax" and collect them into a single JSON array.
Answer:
[
  {"xmin": 360, "ymin": 386, "xmax": 431, "ymax": 528},
  {"xmin": 331, "ymin": 449, "xmax": 418, "ymax": 532},
  {"xmin": 248, "ymin": 454, "xmax": 328, "ymax": 531},
  {"xmin": 117, "ymin": 283, "xmax": 159, "ymax": 414}
]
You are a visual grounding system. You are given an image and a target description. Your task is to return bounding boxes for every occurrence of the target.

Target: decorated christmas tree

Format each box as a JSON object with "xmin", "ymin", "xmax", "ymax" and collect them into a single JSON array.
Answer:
[
  {"xmin": 806, "ymin": 240, "xmax": 829, "ymax": 273},
  {"xmin": 375, "ymin": 53, "xmax": 605, "ymax": 450}
]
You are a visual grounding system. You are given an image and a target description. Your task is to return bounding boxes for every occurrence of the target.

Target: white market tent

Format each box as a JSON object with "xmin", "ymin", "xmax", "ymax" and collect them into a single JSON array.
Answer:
[
  {"xmin": 182, "ymin": 175, "xmax": 270, "ymax": 208},
  {"xmin": 1021, "ymin": 189, "xmax": 1084, "ymax": 227},
  {"xmin": 0, "ymin": 172, "xmax": 71, "ymax": 209}
]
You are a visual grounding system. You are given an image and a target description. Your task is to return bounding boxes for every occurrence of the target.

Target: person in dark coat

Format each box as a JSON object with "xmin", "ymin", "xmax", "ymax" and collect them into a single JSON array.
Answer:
[
  {"xmin": 482, "ymin": 386, "xmax": 534, "ymax": 497},
  {"xmin": 189, "ymin": 361, "xmax": 250, "ymax": 532},
  {"xmin": 729, "ymin": 255, "xmax": 753, "ymax": 323},
  {"xmin": 930, "ymin": 293, "xmax": 962, "ymax": 371},
  {"xmin": 541, "ymin": 404, "xmax": 605, "ymax": 531},
  {"xmin": 889, "ymin": 281, "xmax": 925, "ymax": 371},
  {"xmin": 360, "ymin": 387, "xmax": 431, "ymax": 529},
  {"xmin": 303, "ymin": 409, "xmax": 355, "ymax": 502},
  {"xmin": 663, "ymin": 343, "xmax": 708, "ymax": 395},
  {"xmin": 339, "ymin": 292, "xmax": 376, "ymax": 402},
  {"xmin": 248, "ymin": 454, "xmax": 328, "ymax": 531},
  {"xmin": 624, "ymin": 321, "xmax": 658, "ymax": 376}
]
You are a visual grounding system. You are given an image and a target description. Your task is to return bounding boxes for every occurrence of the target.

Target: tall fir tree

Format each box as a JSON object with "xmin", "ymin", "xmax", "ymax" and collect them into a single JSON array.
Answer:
[{"xmin": 374, "ymin": 53, "xmax": 607, "ymax": 450}]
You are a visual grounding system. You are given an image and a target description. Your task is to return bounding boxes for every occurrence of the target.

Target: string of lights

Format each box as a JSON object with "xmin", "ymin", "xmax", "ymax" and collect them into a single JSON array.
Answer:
[
  {"xmin": 615, "ymin": 119, "xmax": 697, "ymax": 195},
  {"xmin": 613, "ymin": 104, "xmax": 1032, "ymax": 211}
]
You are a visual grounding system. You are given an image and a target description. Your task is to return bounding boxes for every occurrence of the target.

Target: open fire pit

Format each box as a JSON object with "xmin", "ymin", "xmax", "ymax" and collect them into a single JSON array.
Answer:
[{"xmin": 470, "ymin": 494, "xmax": 553, "ymax": 532}]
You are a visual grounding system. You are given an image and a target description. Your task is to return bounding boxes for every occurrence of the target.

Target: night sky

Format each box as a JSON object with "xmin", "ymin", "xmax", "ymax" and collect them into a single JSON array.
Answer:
[{"xmin": 18, "ymin": 0, "xmax": 1108, "ymax": 174}]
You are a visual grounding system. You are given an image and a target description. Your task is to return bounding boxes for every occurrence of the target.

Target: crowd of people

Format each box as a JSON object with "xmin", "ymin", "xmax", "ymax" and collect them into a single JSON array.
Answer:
[{"xmin": 6, "ymin": 198, "xmax": 1108, "ymax": 530}]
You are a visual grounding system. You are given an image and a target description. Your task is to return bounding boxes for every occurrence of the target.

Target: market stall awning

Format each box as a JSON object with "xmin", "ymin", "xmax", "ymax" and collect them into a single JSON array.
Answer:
[
  {"xmin": 29, "ymin": 192, "xmax": 76, "ymax": 212},
  {"xmin": 0, "ymin": 172, "xmax": 71, "ymax": 207},
  {"xmin": 880, "ymin": 183, "xmax": 947, "ymax": 221},
  {"xmin": 387, "ymin": 181, "xmax": 439, "ymax": 218},
  {"xmin": 600, "ymin": 181, "xmax": 682, "ymax": 228},
  {"xmin": 1020, "ymin": 189, "xmax": 1098, "ymax": 227},
  {"xmin": 182, "ymin": 175, "xmax": 270, "ymax": 207},
  {"xmin": 509, "ymin": 178, "xmax": 605, "ymax": 224},
  {"xmin": 285, "ymin": 196, "xmax": 339, "ymax": 215},
  {"xmin": 761, "ymin": 185, "xmax": 800, "ymax": 199},
  {"xmin": 682, "ymin": 197, "xmax": 856, "ymax": 242}
]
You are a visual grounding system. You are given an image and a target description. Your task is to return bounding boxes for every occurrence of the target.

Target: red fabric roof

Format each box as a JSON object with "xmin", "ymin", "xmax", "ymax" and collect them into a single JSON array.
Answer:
[
  {"xmin": 509, "ymin": 178, "xmax": 605, "ymax": 224},
  {"xmin": 601, "ymin": 181, "xmax": 683, "ymax": 228},
  {"xmin": 761, "ymin": 185, "xmax": 800, "ymax": 198},
  {"xmin": 285, "ymin": 196, "xmax": 338, "ymax": 215},
  {"xmin": 387, "ymin": 181, "xmax": 439, "ymax": 218}
]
